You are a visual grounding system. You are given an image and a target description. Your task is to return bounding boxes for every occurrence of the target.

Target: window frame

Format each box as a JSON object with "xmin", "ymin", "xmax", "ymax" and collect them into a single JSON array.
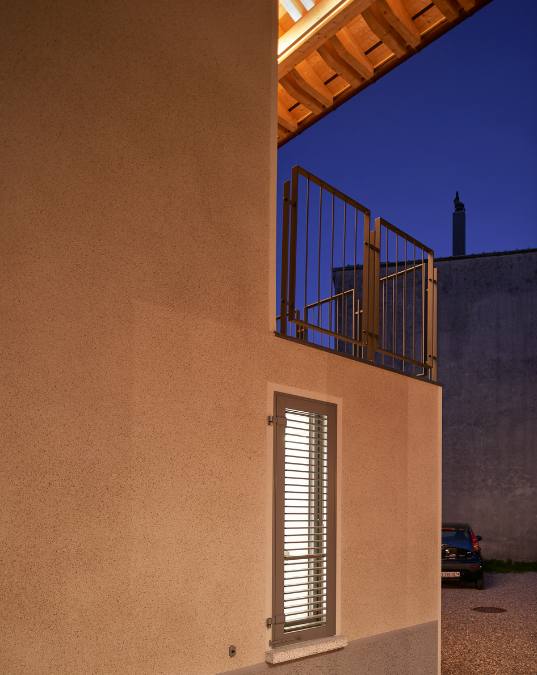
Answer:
[{"xmin": 272, "ymin": 392, "xmax": 337, "ymax": 646}]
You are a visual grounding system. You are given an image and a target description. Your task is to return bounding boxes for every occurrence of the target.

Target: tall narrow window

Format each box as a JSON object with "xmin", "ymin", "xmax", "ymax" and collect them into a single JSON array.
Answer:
[{"xmin": 272, "ymin": 393, "xmax": 337, "ymax": 645}]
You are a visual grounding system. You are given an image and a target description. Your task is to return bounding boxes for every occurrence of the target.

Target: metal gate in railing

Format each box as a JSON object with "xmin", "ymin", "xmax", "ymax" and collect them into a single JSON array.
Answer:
[{"xmin": 277, "ymin": 166, "xmax": 437, "ymax": 381}]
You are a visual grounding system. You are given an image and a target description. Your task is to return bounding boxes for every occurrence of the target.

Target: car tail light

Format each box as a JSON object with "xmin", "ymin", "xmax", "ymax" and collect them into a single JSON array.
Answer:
[{"xmin": 470, "ymin": 530, "xmax": 480, "ymax": 552}]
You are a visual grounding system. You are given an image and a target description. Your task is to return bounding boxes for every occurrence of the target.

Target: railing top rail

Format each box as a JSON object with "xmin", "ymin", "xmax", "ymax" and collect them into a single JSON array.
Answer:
[
  {"xmin": 292, "ymin": 165, "xmax": 371, "ymax": 216},
  {"xmin": 376, "ymin": 216, "xmax": 434, "ymax": 256}
]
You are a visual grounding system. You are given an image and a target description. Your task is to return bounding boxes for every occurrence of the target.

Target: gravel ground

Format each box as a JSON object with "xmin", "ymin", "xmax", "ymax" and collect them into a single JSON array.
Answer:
[{"xmin": 441, "ymin": 572, "xmax": 537, "ymax": 675}]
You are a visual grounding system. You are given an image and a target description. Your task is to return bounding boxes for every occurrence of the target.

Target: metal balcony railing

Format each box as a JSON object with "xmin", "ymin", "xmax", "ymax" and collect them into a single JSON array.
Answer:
[{"xmin": 277, "ymin": 166, "xmax": 438, "ymax": 381}]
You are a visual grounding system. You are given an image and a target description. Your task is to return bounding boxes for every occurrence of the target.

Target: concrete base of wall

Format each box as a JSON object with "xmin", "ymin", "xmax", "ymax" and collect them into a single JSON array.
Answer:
[{"xmin": 222, "ymin": 621, "xmax": 438, "ymax": 674}]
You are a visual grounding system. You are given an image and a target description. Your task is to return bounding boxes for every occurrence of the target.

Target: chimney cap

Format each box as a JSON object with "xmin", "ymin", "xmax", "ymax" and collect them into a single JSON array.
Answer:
[{"xmin": 454, "ymin": 191, "xmax": 465, "ymax": 212}]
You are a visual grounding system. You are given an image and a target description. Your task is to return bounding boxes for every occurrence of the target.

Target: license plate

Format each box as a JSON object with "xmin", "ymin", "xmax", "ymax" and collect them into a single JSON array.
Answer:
[{"xmin": 442, "ymin": 571, "xmax": 461, "ymax": 578}]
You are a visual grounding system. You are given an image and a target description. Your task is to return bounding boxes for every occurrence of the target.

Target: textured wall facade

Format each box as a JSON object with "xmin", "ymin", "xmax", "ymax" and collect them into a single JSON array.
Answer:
[
  {"xmin": 437, "ymin": 251, "xmax": 537, "ymax": 561},
  {"xmin": 1, "ymin": 2, "xmax": 441, "ymax": 673},
  {"xmin": 263, "ymin": 342, "xmax": 441, "ymax": 675},
  {"xmin": 224, "ymin": 621, "xmax": 438, "ymax": 674}
]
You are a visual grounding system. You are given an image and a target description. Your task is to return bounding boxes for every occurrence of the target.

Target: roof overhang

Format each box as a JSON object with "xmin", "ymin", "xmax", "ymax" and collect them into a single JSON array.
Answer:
[{"xmin": 278, "ymin": 0, "xmax": 492, "ymax": 146}]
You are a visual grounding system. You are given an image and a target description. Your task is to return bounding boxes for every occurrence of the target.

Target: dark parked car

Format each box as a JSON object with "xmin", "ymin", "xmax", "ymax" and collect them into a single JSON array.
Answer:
[{"xmin": 442, "ymin": 522, "xmax": 484, "ymax": 589}]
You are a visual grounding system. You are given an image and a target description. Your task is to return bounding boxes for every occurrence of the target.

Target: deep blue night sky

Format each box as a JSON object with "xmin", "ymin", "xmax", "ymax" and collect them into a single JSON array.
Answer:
[{"xmin": 278, "ymin": 0, "xmax": 537, "ymax": 257}]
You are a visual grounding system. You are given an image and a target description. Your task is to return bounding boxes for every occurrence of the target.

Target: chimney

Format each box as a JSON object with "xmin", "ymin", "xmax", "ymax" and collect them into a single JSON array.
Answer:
[{"xmin": 452, "ymin": 191, "xmax": 466, "ymax": 256}]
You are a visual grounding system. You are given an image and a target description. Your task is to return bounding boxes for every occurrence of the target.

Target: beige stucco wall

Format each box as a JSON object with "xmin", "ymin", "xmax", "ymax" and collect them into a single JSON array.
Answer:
[
  {"xmin": 1, "ymin": 2, "xmax": 440, "ymax": 674},
  {"xmin": 266, "ymin": 342, "xmax": 441, "ymax": 647}
]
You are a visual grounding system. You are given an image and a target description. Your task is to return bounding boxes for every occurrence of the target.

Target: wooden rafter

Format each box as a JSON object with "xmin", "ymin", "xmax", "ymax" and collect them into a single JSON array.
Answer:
[
  {"xmin": 278, "ymin": 0, "xmax": 374, "ymax": 78},
  {"xmin": 318, "ymin": 42, "xmax": 362, "ymax": 86},
  {"xmin": 362, "ymin": 3, "xmax": 407, "ymax": 57},
  {"xmin": 328, "ymin": 27, "xmax": 374, "ymax": 80},
  {"xmin": 278, "ymin": 100, "xmax": 298, "ymax": 132},
  {"xmin": 294, "ymin": 61, "xmax": 334, "ymax": 107},
  {"xmin": 281, "ymin": 60, "xmax": 335, "ymax": 114},
  {"xmin": 375, "ymin": 0, "xmax": 420, "ymax": 47},
  {"xmin": 430, "ymin": 0, "xmax": 461, "ymax": 21},
  {"xmin": 457, "ymin": 0, "xmax": 477, "ymax": 10},
  {"xmin": 280, "ymin": 74, "xmax": 322, "ymax": 113}
]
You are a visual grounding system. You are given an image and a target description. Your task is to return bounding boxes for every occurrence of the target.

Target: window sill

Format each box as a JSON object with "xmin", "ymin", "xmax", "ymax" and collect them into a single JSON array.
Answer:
[{"xmin": 265, "ymin": 635, "xmax": 348, "ymax": 664}]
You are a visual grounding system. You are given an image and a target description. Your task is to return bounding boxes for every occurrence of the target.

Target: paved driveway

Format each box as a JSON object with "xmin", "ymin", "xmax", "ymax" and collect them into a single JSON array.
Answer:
[{"xmin": 442, "ymin": 572, "xmax": 537, "ymax": 674}]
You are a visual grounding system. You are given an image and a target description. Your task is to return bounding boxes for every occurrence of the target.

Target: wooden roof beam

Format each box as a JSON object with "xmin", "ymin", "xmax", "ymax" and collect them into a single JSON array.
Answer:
[
  {"xmin": 326, "ymin": 27, "xmax": 374, "ymax": 80},
  {"xmin": 362, "ymin": 3, "xmax": 407, "ymax": 57},
  {"xmin": 280, "ymin": 73, "xmax": 323, "ymax": 113},
  {"xmin": 457, "ymin": 0, "xmax": 477, "ymax": 10},
  {"xmin": 294, "ymin": 61, "xmax": 334, "ymax": 107},
  {"xmin": 281, "ymin": 61, "xmax": 334, "ymax": 113},
  {"xmin": 430, "ymin": 0, "xmax": 462, "ymax": 21},
  {"xmin": 431, "ymin": 0, "xmax": 477, "ymax": 20},
  {"xmin": 278, "ymin": 0, "xmax": 374, "ymax": 78},
  {"xmin": 317, "ymin": 42, "xmax": 362, "ymax": 87},
  {"xmin": 278, "ymin": 101, "xmax": 298, "ymax": 133},
  {"xmin": 374, "ymin": 0, "xmax": 421, "ymax": 48}
]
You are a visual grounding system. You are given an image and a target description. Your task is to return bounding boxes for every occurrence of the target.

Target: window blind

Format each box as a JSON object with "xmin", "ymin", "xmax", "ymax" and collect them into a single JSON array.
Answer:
[{"xmin": 272, "ymin": 394, "xmax": 336, "ymax": 645}]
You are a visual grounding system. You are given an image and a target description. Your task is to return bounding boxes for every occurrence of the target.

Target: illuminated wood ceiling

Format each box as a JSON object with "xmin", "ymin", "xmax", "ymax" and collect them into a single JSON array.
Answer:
[{"xmin": 278, "ymin": 0, "xmax": 491, "ymax": 145}]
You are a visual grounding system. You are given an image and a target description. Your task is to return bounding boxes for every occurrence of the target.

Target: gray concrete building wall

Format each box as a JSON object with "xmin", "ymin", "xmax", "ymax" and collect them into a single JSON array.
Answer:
[{"xmin": 437, "ymin": 250, "xmax": 537, "ymax": 561}]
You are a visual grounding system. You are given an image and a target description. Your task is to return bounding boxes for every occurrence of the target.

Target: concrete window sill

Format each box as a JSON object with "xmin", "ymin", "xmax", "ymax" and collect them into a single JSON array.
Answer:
[{"xmin": 265, "ymin": 635, "xmax": 348, "ymax": 664}]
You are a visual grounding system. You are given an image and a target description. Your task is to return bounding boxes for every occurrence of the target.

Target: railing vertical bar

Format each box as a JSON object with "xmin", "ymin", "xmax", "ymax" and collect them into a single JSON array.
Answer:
[
  {"xmin": 304, "ymin": 178, "xmax": 310, "ymax": 318},
  {"xmin": 353, "ymin": 208, "xmax": 358, "ymax": 357},
  {"xmin": 412, "ymin": 242, "xmax": 416, "ymax": 372},
  {"xmin": 427, "ymin": 252, "xmax": 436, "ymax": 380},
  {"xmin": 421, "ymin": 248, "xmax": 426, "ymax": 376},
  {"xmin": 381, "ymin": 275, "xmax": 385, "ymax": 363},
  {"xmin": 402, "ymin": 238, "xmax": 407, "ymax": 373},
  {"xmin": 329, "ymin": 192, "xmax": 335, "ymax": 349},
  {"xmin": 335, "ymin": 287, "xmax": 339, "ymax": 353},
  {"xmin": 392, "ymin": 233, "xmax": 397, "ymax": 368},
  {"xmin": 384, "ymin": 225, "xmax": 388, "ymax": 365},
  {"xmin": 288, "ymin": 168, "xmax": 299, "ymax": 334},
  {"xmin": 352, "ymin": 289, "xmax": 356, "ymax": 344},
  {"xmin": 280, "ymin": 180, "xmax": 291, "ymax": 337},
  {"xmin": 373, "ymin": 218, "xmax": 380, "ymax": 362},
  {"xmin": 362, "ymin": 214, "xmax": 370, "ymax": 360},
  {"xmin": 342, "ymin": 202, "xmax": 347, "ymax": 348},
  {"xmin": 317, "ymin": 187, "xmax": 323, "ymax": 346},
  {"xmin": 432, "ymin": 266, "xmax": 438, "ymax": 381}
]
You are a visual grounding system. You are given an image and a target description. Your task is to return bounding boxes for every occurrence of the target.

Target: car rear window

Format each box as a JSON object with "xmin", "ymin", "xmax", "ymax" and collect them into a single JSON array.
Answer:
[{"xmin": 442, "ymin": 528, "xmax": 470, "ymax": 545}]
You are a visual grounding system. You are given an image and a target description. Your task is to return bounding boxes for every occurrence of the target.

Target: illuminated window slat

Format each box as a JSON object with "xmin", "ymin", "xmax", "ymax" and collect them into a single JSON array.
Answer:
[{"xmin": 272, "ymin": 394, "xmax": 336, "ymax": 645}]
